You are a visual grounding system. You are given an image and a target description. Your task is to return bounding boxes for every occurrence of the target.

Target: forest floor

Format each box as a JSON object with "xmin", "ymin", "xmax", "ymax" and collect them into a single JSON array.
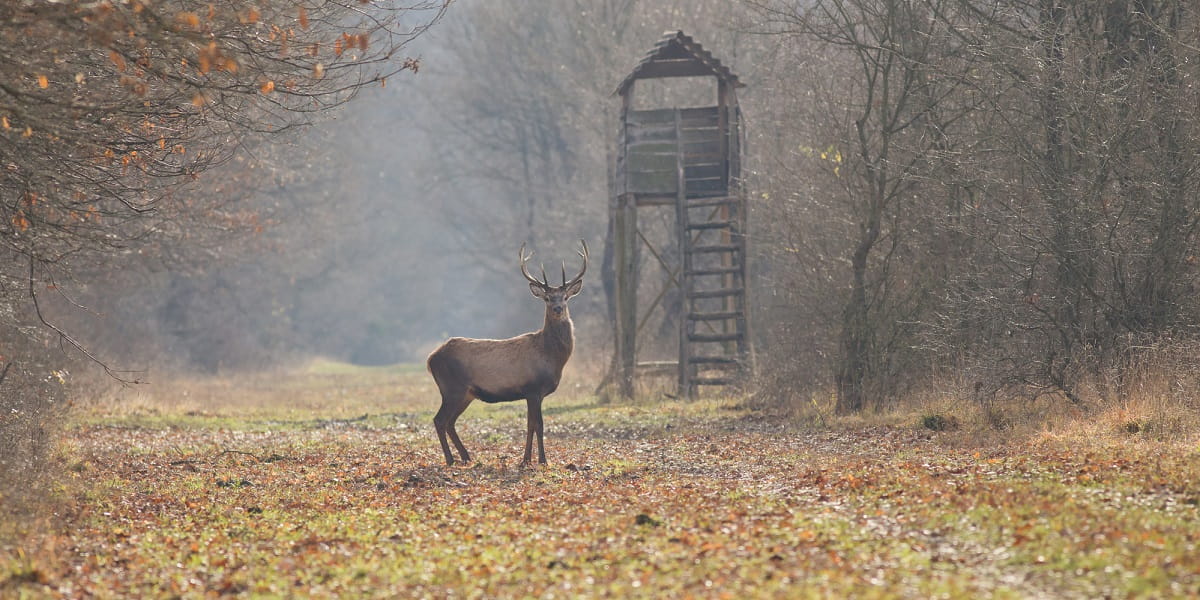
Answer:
[{"xmin": 3, "ymin": 361, "xmax": 1199, "ymax": 598}]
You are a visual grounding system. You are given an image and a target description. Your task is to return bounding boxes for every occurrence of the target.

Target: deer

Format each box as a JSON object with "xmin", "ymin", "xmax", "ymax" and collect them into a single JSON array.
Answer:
[{"xmin": 426, "ymin": 240, "xmax": 588, "ymax": 467}]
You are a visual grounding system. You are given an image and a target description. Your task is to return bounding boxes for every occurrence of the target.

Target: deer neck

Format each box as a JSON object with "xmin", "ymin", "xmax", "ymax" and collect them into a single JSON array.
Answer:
[{"xmin": 539, "ymin": 311, "xmax": 574, "ymax": 364}]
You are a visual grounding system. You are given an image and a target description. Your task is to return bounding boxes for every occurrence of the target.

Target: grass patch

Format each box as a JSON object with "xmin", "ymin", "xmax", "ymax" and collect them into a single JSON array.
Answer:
[{"xmin": 302, "ymin": 358, "xmax": 426, "ymax": 377}]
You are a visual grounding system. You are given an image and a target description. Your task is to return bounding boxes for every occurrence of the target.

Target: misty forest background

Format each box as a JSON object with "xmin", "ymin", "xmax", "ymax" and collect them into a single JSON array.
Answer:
[{"xmin": 7, "ymin": 0, "xmax": 1200, "ymax": 439}]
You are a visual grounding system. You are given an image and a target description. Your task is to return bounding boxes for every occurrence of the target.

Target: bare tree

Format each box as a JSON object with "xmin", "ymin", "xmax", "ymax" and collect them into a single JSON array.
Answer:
[
  {"xmin": 0, "ymin": 0, "xmax": 445, "ymax": 373},
  {"xmin": 928, "ymin": 0, "xmax": 1200, "ymax": 401},
  {"xmin": 747, "ymin": 0, "xmax": 978, "ymax": 412}
]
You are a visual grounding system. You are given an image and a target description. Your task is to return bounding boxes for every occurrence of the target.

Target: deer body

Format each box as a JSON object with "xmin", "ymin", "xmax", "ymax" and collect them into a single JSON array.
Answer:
[
  {"xmin": 427, "ymin": 241, "xmax": 587, "ymax": 466},
  {"xmin": 428, "ymin": 321, "xmax": 572, "ymax": 404}
]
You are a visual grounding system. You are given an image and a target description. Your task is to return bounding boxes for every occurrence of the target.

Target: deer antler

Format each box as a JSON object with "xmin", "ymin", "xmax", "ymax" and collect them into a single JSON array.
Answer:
[
  {"xmin": 519, "ymin": 243, "xmax": 550, "ymax": 288},
  {"xmin": 564, "ymin": 239, "xmax": 588, "ymax": 288},
  {"xmin": 521, "ymin": 241, "xmax": 587, "ymax": 289}
]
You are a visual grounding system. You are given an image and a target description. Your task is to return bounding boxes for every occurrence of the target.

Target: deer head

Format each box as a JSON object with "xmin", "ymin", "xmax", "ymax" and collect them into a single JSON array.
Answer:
[{"xmin": 520, "ymin": 240, "xmax": 588, "ymax": 320}]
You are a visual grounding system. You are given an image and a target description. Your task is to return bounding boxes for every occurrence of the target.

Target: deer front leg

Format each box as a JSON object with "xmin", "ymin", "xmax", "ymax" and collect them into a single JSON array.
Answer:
[
  {"xmin": 533, "ymin": 398, "xmax": 546, "ymax": 465},
  {"xmin": 522, "ymin": 396, "xmax": 544, "ymax": 466}
]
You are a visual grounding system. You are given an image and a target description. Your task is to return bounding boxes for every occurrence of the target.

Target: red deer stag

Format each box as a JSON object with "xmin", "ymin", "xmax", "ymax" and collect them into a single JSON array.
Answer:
[{"xmin": 426, "ymin": 240, "xmax": 588, "ymax": 466}]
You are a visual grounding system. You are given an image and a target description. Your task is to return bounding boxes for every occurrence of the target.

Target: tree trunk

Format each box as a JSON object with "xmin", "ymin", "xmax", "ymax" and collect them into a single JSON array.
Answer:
[{"xmin": 836, "ymin": 218, "xmax": 879, "ymax": 415}]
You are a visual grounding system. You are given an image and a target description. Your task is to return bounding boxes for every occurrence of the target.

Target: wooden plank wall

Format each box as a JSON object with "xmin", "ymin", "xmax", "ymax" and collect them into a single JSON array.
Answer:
[{"xmin": 624, "ymin": 106, "xmax": 727, "ymax": 198}]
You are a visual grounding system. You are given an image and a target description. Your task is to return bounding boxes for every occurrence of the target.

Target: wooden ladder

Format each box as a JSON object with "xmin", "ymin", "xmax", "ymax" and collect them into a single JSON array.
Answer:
[{"xmin": 674, "ymin": 110, "xmax": 749, "ymax": 398}]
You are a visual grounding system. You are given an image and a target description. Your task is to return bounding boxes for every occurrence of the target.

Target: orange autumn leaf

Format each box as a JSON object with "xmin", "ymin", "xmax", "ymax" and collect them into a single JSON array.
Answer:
[
  {"xmin": 37, "ymin": 74, "xmax": 49, "ymax": 89},
  {"xmin": 298, "ymin": 6, "xmax": 309, "ymax": 30},
  {"xmin": 260, "ymin": 80, "xmax": 275, "ymax": 94},
  {"xmin": 198, "ymin": 41, "xmax": 220, "ymax": 74},
  {"xmin": 176, "ymin": 11, "xmax": 200, "ymax": 28}
]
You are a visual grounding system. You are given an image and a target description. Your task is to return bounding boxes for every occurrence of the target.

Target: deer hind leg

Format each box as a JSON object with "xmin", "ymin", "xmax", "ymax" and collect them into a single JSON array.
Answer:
[
  {"xmin": 445, "ymin": 399, "xmax": 472, "ymax": 464},
  {"xmin": 434, "ymin": 386, "xmax": 471, "ymax": 466},
  {"xmin": 433, "ymin": 403, "xmax": 456, "ymax": 466}
]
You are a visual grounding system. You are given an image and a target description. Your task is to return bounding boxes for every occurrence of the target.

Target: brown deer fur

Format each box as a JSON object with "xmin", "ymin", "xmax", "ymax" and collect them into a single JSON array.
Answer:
[{"xmin": 427, "ymin": 242, "xmax": 586, "ymax": 466}]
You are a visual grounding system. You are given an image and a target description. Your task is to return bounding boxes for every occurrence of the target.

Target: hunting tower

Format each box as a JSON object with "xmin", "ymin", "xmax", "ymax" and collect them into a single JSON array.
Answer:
[{"xmin": 610, "ymin": 31, "xmax": 751, "ymax": 399}]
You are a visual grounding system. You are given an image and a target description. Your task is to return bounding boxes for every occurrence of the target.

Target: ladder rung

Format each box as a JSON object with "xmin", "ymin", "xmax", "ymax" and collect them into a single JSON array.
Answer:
[
  {"xmin": 690, "ymin": 377, "xmax": 735, "ymax": 386},
  {"xmin": 686, "ymin": 221, "xmax": 734, "ymax": 231},
  {"xmin": 688, "ymin": 360, "xmax": 741, "ymax": 370},
  {"xmin": 689, "ymin": 332, "xmax": 743, "ymax": 343},
  {"xmin": 635, "ymin": 360, "xmax": 678, "ymax": 370},
  {"xmin": 688, "ymin": 288, "xmax": 743, "ymax": 299},
  {"xmin": 689, "ymin": 356, "xmax": 741, "ymax": 365},
  {"xmin": 689, "ymin": 244, "xmax": 740, "ymax": 254},
  {"xmin": 686, "ymin": 196, "xmax": 739, "ymax": 208},
  {"xmin": 688, "ymin": 311, "xmax": 742, "ymax": 321},
  {"xmin": 687, "ymin": 267, "xmax": 742, "ymax": 276}
]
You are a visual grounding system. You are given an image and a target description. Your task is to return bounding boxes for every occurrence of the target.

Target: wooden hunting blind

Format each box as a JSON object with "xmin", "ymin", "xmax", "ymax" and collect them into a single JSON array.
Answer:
[{"xmin": 610, "ymin": 30, "xmax": 752, "ymax": 398}]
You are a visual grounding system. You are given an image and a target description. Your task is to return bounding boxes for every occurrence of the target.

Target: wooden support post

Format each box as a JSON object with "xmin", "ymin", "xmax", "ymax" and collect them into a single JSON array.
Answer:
[
  {"xmin": 717, "ymin": 81, "xmax": 736, "ymax": 353},
  {"xmin": 674, "ymin": 109, "xmax": 694, "ymax": 400},
  {"xmin": 614, "ymin": 193, "xmax": 638, "ymax": 398}
]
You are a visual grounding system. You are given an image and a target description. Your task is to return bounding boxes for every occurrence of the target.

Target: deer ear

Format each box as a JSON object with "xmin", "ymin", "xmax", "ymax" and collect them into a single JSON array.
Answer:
[
  {"xmin": 530, "ymin": 283, "xmax": 548, "ymax": 299},
  {"xmin": 564, "ymin": 279, "xmax": 583, "ymax": 298}
]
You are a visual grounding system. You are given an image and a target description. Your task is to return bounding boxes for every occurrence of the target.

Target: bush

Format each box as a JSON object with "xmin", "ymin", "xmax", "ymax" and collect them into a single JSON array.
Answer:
[
  {"xmin": 920, "ymin": 414, "xmax": 960, "ymax": 432},
  {"xmin": 0, "ymin": 351, "xmax": 68, "ymax": 536}
]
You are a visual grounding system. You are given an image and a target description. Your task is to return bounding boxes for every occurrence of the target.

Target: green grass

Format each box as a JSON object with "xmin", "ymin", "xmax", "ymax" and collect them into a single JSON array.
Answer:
[{"xmin": 3, "ymin": 361, "xmax": 1199, "ymax": 598}]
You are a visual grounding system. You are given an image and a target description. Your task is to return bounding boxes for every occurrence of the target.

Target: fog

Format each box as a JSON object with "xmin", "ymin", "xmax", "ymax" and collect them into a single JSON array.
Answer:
[{"xmin": 83, "ymin": 1, "xmax": 744, "ymax": 373}]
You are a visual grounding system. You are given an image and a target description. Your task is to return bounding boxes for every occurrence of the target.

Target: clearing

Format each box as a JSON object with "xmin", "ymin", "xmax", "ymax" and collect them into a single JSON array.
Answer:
[{"xmin": 3, "ymin": 362, "xmax": 1199, "ymax": 598}]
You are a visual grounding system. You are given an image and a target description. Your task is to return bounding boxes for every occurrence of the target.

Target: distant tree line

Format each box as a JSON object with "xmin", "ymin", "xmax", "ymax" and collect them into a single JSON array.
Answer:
[{"xmin": 11, "ymin": 0, "xmax": 1200, "ymax": 420}]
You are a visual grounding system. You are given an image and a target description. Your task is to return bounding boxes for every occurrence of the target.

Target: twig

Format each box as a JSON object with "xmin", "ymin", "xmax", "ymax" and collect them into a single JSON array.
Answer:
[
  {"xmin": 218, "ymin": 449, "xmax": 264, "ymax": 462},
  {"xmin": 27, "ymin": 258, "xmax": 145, "ymax": 385}
]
